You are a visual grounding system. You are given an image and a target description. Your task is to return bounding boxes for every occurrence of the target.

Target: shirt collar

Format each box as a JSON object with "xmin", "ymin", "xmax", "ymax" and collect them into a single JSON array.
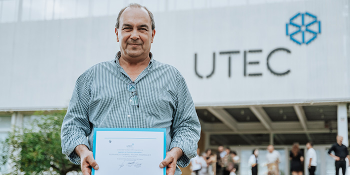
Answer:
[{"xmin": 114, "ymin": 51, "xmax": 154, "ymax": 68}]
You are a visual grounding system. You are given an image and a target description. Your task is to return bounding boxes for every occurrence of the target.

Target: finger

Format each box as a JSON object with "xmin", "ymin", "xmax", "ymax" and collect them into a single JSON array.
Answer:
[
  {"xmin": 166, "ymin": 161, "xmax": 176, "ymax": 175},
  {"xmin": 159, "ymin": 156, "xmax": 174, "ymax": 168},
  {"xmin": 86, "ymin": 155, "xmax": 99, "ymax": 170},
  {"xmin": 81, "ymin": 164, "xmax": 91, "ymax": 175}
]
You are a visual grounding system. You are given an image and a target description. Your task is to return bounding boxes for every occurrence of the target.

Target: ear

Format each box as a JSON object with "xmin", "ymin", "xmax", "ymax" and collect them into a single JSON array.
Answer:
[
  {"xmin": 151, "ymin": 29, "xmax": 156, "ymax": 43},
  {"xmin": 115, "ymin": 28, "xmax": 119, "ymax": 42}
]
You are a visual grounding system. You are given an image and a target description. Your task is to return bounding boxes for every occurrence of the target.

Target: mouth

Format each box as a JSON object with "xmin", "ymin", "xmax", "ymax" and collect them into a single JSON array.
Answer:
[{"xmin": 128, "ymin": 44, "xmax": 141, "ymax": 47}]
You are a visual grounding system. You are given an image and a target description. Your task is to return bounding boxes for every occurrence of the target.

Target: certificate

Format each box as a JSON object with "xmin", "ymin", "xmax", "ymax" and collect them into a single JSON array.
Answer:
[{"xmin": 92, "ymin": 128, "xmax": 166, "ymax": 175}]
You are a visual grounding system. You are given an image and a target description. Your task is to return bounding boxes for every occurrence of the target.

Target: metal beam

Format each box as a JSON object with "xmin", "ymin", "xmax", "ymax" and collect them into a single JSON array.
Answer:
[
  {"xmin": 207, "ymin": 107, "xmax": 238, "ymax": 132},
  {"xmin": 208, "ymin": 129, "xmax": 333, "ymax": 135},
  {"xmin": 250, "ymin": 106, "xmax": 272, "ymax": 131},
  {"xmin": 294, "ymin": 105, "xmax": 312, "ymax": 141}
]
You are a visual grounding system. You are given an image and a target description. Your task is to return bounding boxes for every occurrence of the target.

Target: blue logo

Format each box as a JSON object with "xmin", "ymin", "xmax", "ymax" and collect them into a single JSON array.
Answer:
[{"xmin": 286, "ymin": 12, "xmax": 321, "ymax": 45}]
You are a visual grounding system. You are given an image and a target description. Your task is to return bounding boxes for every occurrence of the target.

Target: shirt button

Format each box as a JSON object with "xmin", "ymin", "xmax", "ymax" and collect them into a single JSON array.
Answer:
[{"xmin": 127, "ymin": 115, "xmax": 131, "ymax": 117}]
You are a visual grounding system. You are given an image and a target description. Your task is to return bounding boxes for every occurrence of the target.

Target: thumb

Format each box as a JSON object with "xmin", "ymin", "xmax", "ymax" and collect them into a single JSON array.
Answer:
[
  {"xmin": 86, "ymin": 155, "xmax": 99, "ymax": 170},
  {"xmin": 159, "ymin": 156, "xmax": 174, "ymax": 168}
]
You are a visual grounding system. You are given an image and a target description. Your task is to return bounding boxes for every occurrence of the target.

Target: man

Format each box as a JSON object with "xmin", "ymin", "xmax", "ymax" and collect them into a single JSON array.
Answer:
[
  {"xmin": 190, "ymin": 148, "xmax": 202, "ymax": 175},
  {"xmin": 266, "ymin": 145, "xmax": 280, "ymax": 175},
  {"xmin": 306, "ymin": 141, "xmax": 317, "ymax": 175},
  {"xmin": 216, "ymin": 146, "xmax": 225, "ymax": 175},
  {"xmin": 328, "ymin": 135, "xmax": 350, "ymax": 175},
  {"xmin": 61, "ymin": 3, "xmax": 201, "ymax": 175},
  {"xmin": 222, "ymin": 147, "xmax": 233, "ymax": 175}
]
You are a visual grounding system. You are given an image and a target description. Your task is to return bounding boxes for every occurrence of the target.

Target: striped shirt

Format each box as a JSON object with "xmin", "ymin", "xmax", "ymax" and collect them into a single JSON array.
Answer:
[{"xmin": 61, "ymin": 52, "xmax": 201, "ymax": 174}]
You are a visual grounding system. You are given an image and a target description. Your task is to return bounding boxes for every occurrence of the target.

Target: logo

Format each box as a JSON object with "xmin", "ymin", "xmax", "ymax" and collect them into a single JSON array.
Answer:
[{"xmin": 286, "ymin": 12, "xmax": 321, "ymax": 45}]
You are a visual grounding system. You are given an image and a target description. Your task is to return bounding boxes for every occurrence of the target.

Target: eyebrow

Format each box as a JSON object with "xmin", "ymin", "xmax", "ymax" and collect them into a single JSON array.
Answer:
[
  {"xmin": 139, "ymin": 24, "xmax": 149, "ymax": 29},
  {"xmin": 122, "ymin": 23, "xmax": 149, "ymax": 29}
]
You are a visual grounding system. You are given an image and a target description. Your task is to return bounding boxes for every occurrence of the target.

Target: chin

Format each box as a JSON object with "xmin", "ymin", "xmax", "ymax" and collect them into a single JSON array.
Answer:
[{"xmin": 126, "ymin": 50, "xmax": 144, "ymax": 57}]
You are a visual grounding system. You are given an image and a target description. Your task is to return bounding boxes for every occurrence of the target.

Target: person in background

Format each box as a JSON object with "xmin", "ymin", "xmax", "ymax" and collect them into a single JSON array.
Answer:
[
  {"xmin": 198, "ymin": 152, "xmax": 209, "ymax": 175},
  {"xmin": 266, "ymin": 145, "xmax": 280, "ymax": 175},
  {"xmin": 230, "ymin": 151, "xmax": 239, "ymax": 175},
  {"xmin": 328, "ymin": 135, "xmax": 350, "ymax": 175},
  {"xmin": 216, "ymin": 146, "xmax": 225, "ymax": 175},
  {"xmin": 306, "ymin": 142, "xmax": 317, "ymax": 175},
  {"xmin": 222, "ymin": 147, "xmax": 233, "ymax": 175},
  {"xmin": 290, "ymin": 143, "xmax": 304, "ymax": 175},
  {"xmin": 204, "ymin": 149, "xmax": 216, "ymax": 175},
  {"xmin": 248, "ymin": 149, "xmax": 259, "ymax": 175},
  {"xmin": 191, "ymin": 148, "xmax": 203, "ymax": 175}
]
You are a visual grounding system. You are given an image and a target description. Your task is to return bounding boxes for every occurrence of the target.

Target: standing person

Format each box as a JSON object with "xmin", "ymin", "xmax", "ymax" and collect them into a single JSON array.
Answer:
[
  {"xmin": 60, "ymin": 3, "xmax": 201, "ymax": 175},
  {"xmin": 216, "ymin": 146, "xmax": 225, "ymax": 175},
  {"xmin": 191, "ymin": 149, "xmax": 203, "ymax": 175},
  {"xmin": 328, "ymin": 135, "xmax": 350, "ymax": 175},
  {"xmin": 222, "ymin": 147, "xmax": 234, "ymax": 175},
  {"xmin": 266, "ymin": 145, "xmax": 280, "ymax": 175},
  {"xmin": 290, "ymin": 143, "xmax": 304, "ymax": 175},
  {"xmin": 204, "ymin": 149, "xmax": 216, "ymax": 175},
  {"xmin": 198, "ymin": 152, "xmax": 209, "ymax": 175},
  {"xmin": 248, "ymin": 149, "xmax": 259, "ymax": 175},
  {"xmin": 230, "ymin": 151, "xmax": 239, "ymax": 175},
  {"xmin": 306, "ymin": 142, "xmax": 317, "ymax": 175}
]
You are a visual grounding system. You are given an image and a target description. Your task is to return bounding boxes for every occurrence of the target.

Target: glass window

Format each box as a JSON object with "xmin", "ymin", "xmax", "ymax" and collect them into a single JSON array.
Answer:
[
  {"xmin": 60, "ymin": 0, "xmax": 77, "ymax": 19},
  {"xmin": 228, "ymin": 0, "xmax": 247, "ymax": 6},
  {"xmin": 174, "ymin": 0, "xmax": 192, "ymax": 11},
  {"xmin": 45, "ymin": 0, "xmax": 55, "ymax": 20},
  {"xmin": 209, "ymin": 0, "xmax": 228, "ymax": 8},
  {"xmin": 193, "ymin": 0, "xmax": 207, "ymax": 9},
  {"xmin": 108, "ymin": 0, "xmax": 124, "ymax": 16},
  {"xmin": 240, "ymin": 150, "xmax": 253, "ymax": 175},
  {"xmin": 92, "ymin": 0, "xmax": 108, "ymax": 17},
  {"xmin": 1, "ymin": 0, "xmax": 18, "ymax": 23},
  {"xmin": 0, "ymin": 116, "xmax": 11, "ymax": 129},
  {"xmin": 30, "ymin": 0, "xmax": 46, "ymax": 21},
  {"xmin": 21, "ymin": 0, "xmax": 31, "ymax": 21},
  {"xmin": 76, "ymin": 0, "xmax": 89, "ymax": 18}
]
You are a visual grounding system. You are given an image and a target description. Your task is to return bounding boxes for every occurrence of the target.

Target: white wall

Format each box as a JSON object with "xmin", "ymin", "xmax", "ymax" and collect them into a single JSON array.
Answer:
[{"xmin": 0, "ymin": 0, "xmax": 349, "ymax": 110}]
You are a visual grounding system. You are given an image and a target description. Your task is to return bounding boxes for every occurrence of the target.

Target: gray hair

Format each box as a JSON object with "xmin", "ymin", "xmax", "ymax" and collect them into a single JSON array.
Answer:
[{"xmin": 115, "ymin": 3, "xmax": 155, "ymax": 30}]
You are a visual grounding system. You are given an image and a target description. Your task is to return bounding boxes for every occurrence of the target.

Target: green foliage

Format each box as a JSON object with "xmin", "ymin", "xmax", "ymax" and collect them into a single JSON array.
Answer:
[{"xmin": 0, "ymin": 111, "xmax": 80, "ymax": 175}]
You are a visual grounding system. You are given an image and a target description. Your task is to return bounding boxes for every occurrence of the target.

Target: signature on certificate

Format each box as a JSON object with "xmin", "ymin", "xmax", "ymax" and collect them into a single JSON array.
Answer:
[{"xmin": 118, "ymin": 160, "xmax": 142, "ymax": 170}]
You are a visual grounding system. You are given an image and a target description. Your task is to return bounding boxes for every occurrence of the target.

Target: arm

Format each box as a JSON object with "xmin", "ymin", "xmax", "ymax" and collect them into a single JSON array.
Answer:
[
  {"xmin": 328, "ymin": 145, "xmax": 340, "ymax": 161},
  {"xmin": 159, "ymin": 71, "xmax": 201, "ymax": 174},
  {"xmin": 61, "ymin": 69, "xmax": 98, "ymax": 174},
  {"xmin": 308, "ymin": 158, "xmax": 312, "ymax": 168}
]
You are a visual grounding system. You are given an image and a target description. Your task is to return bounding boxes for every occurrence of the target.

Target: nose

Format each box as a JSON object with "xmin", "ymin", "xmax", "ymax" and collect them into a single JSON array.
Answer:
[{"xmin": 130, "ymin": 29, "xmax": 140, "ymax": 41}]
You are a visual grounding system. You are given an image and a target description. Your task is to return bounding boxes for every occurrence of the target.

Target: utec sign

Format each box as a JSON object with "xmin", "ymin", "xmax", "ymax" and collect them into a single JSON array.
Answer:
[
  {"xmin": 194, "ymin": 12, "xmax": 321, "ymax": 79},
  {"xmin": 194, "ymin": 48, "xmax": 291, "ymax": 78}
]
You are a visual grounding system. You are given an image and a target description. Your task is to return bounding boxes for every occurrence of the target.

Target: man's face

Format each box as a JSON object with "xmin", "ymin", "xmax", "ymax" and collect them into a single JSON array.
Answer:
[
  {"xmin": 218, "ymin": 146, "xmax": 223, "ymax": 152},
  {"xmin": 267, "ymin": 145, "xmax": 274, "ymax": 153},
  {"xmin": 115, "ymin": 7, "xmax": 155, "ymax": 58},
  {"xmin": 337, "ymin": 136, "xmax": 343, "ymax": 144},
  {"xmin": 306, "ymin": 143, "xmax": 310, "ymax": 149}
]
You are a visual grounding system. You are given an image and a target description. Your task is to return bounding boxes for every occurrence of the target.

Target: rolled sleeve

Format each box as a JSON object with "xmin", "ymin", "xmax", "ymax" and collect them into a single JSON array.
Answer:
[
  {"xmin": 328, "ymin": 145, "xmax": 334, "ymax": 155},
  {"xmin": 170, "ymin": 71, "xmax": 201, "ymax": 168},
  {"xmin": 61, "ymin": 69, "xmax": 94, "ymax": 164}
]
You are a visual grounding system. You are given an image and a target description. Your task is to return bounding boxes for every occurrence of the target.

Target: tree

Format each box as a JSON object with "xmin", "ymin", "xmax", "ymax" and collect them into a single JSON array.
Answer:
[{"xmin": 0, "ymin": 111, "xmax": 80, "ymax": 175}]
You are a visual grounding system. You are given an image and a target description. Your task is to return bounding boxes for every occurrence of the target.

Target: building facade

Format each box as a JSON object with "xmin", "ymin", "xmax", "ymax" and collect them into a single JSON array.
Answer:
[{"xmin": 0, "ymin": 0, "xmax": 349, "ymax": 174}]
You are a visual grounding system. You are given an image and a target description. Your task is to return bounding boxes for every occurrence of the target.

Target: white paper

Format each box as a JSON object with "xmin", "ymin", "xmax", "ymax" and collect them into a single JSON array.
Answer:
[{"xmin": 93, "ymin": 130, "xmax": 165, "ymax": 175}]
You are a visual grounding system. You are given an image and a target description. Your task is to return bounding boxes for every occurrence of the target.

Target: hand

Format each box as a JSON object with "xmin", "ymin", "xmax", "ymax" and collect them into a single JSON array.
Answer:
[
  {"xmin": 308, "ymin": 165, "xmax": 311, "ymax": 169},
  {"xmin": 252, "ymin": 163, "xmax": 256, "ymax": 167},
  {"xmin": 75, "ymin": 145, "xmax": 99, "ymax": 175},
  {"xmin": 334, "ymin": 156, "xmax": 340, "ymax": 161},
  {"xmin": 159, "ymin": 147, "xmax": 183, "ymax": 175}
]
